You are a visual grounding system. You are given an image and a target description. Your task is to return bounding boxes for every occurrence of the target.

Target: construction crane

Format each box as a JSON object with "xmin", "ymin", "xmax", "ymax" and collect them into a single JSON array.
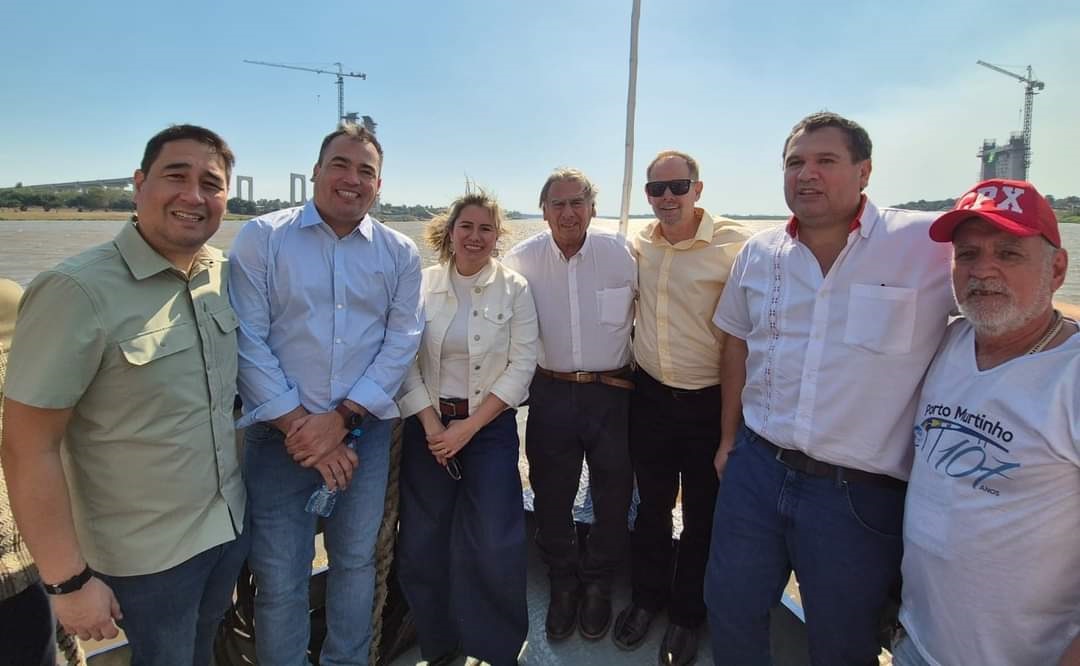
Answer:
[
  {"xmin": 976, "ymin": 60, "xmax": 1045, "ymax": 179},
  {"xmin": 244, "ymin": 60, "xmax": 366, "ymax": 126}
]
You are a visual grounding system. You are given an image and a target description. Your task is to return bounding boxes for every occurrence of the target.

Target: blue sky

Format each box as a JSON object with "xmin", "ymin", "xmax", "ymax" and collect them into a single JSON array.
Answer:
[{"xmin": 1, "ymin": 0, "xmax": 1077, "ymax": 215}]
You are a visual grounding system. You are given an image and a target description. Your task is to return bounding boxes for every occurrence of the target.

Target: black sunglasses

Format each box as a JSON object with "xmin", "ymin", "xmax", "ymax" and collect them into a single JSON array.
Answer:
[{"xmin": 645, "ymin": 179, "xmax": 694, "ymax": 197}]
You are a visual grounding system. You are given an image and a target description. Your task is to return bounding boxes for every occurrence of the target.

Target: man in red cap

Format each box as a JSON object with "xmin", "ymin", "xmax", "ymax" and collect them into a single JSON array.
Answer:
[{"xmin": 892, "ymin": 179, "xmax": 1080, "ymax": 666}]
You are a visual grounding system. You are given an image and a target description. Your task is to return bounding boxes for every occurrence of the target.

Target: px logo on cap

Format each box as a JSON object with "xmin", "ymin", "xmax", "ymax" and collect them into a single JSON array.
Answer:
[
  {"xmin": 929, "ymin": 178, "xmax": 1060, "ymax": 248},
  {"xmin": 962, "ymin": 184, "xmax": 1027, "ymax": 214}
]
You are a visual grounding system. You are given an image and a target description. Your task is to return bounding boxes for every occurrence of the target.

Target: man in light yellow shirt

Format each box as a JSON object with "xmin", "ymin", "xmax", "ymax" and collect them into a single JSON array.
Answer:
[
  {"xmin": 2, "ymin": 125, "xmax": 247, "ymax": 665},
  {"xmin": 613, "ymin": 150, "xmax": 748, "ymax": 666}
]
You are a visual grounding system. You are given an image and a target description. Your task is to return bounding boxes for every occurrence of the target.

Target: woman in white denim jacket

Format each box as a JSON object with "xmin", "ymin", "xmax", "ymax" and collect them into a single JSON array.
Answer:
[{"xmin": 395, "ymin": 191, "xmax": 538, "ymax": 666}]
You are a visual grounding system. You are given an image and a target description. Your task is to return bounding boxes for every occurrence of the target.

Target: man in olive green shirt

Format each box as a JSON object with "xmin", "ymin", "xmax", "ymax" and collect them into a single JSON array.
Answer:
[{"xmin": 1, "ymin": 125, "xmax": 248, "ymax": 666}]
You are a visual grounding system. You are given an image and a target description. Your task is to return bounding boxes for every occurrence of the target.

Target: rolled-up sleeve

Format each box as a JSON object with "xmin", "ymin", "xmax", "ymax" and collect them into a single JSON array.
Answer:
[
  {"xmin": 489, "ymin": 278, "xmax": 539, "ymax": 408},
  {"xmin": 228, "ymin": 220, "xmax": 300, "ymax": 427},
  {"xmin": 346, "ymin": 244, "xmax": 424, "ymax": 419},
  {"xmin": 396, "ymin": 359, "xmax": 431, "ymax": 418}
]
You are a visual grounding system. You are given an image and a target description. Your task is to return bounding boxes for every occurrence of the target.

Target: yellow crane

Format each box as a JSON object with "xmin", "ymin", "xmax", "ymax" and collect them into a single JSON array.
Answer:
[
  {"xmin": 244, "ymin": 60, "xmax": 367, "ymax": 127},
  {"xmin": 976, "ymin": 60, "xmax": 1045, "ymax": 179}
]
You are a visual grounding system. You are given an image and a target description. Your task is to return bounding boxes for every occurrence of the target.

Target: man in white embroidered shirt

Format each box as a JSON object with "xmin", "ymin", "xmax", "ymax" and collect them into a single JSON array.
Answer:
[
  {"xmin": 229, "ymin": 124, "xmax": 423, "ymax": 665},
  {"xmin": 705, "ymin": 112, "xmax": 957, "ymax": 665},
  {"xmin": 891, "ymin": 180, "xmax": 1080, "ymax": 666},
  {"xmin": 502, "ymin": 168, "xmax": 636, "ymax": 644}
]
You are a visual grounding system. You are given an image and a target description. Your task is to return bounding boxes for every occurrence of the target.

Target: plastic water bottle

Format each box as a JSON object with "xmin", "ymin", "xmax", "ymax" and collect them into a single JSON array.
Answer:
[{"xmin": 304, "ymin": 428, "xmax": 363, "ymax": 517}]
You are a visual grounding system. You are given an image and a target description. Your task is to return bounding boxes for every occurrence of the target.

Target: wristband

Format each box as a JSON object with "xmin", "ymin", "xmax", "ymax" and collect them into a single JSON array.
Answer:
[{"xmin": 43, "ymin": 564, "xmax": 95, "ymax": 595}]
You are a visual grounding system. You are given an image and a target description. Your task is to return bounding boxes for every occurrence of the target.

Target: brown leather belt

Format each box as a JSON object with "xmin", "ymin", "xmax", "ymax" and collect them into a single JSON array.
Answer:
[
  {"xmin": 751, "ymin": 431, "xmax": 906, "ymax": 491},
  {"xmin": 535, "ymin": 366, "xmax": 635, "ymax": 390},
  {"xmin": 439, "ymin": 398, "xmax": 469, "ymax": 418}
]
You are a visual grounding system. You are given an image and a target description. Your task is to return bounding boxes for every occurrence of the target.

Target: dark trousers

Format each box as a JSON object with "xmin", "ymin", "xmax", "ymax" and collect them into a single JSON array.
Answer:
[
  {"xmin": 0, "ymin": 581, "xmax": 55, "ymax": 666},
  {"xmin": 525, "ymin": 372, "xmax": 633, "ymax": 593},
  {"xmin": 396, "ymin": 410, "xmax": 527, "ymax": 666},
  {"xmin": 628, "ymin": 368, "xmax": 721, "ymax": 627}
]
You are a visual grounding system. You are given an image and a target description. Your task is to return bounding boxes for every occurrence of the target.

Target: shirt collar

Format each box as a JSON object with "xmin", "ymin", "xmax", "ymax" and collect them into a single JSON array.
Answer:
[
  {"xmin": 115, "ymin": 221, "xmax": 221, "ymax": 281},
  {"xmin": 300, "ymin": 200, "xmax": 374, "ymax": 241},
  {"xmin": 785, "ymin": 195, "xmax": 867, "ymax": 238},
  {"xmin": 546, "ymin": 229, "xmax": 592, "ymax": 262},
  {"xmin": 646, "ymin": 207, "xmax": 710, "ymax": 248},
  {"xmin": 429, "ymin": 258, "xmax": 498, "ymax": 293}
]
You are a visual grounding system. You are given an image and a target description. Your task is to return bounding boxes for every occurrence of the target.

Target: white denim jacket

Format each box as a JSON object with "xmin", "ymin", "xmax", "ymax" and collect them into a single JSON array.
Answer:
[{"xmin": 397, "ymin": 259, "xmax": 539, "ymax": 418}]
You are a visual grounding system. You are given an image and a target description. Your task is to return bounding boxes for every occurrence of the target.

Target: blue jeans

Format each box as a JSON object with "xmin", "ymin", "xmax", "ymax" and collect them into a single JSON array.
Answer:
[
  {"xmin": 244, "ymin": 419, "xmax": 392, "ymax": 666},
  {"xmin": 705, "ymin": 425, "xmax": 904, "ymax": 666},
  {"xmin": 97, "ymin": 531, "xmax": 250, "ymax": 666},
  {"xmin": 397, "ymin": 410, "xmax": 527, "ymax": 666}
]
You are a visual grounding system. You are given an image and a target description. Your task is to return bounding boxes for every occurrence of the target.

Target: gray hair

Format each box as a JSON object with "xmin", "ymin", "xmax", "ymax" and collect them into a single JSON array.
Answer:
[{"xmin": 538, "ymin": 167, "xmax": 598, "ymax": 209}]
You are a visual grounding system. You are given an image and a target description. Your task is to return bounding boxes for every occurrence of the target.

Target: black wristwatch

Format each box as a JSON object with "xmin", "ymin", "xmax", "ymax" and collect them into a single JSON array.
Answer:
[
  {"xmin": 44, "ymin": 564, "xmax": 95, "ymax": 595},
  {"xmin": 334, "ymin": 402, "xmax": 364, "ymax": 432}
]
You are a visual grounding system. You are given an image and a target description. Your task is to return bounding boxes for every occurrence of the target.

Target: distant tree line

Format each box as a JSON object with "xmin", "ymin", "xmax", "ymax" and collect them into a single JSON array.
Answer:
[
  {"xmin": 894, "ymin": 194, "xmax": 1080, "ymax": 213},
  {"xmin": 0, "ymin": 187, "xmax": 525, "ymax": 221},
  {"xmin": 0, "ymin": 186, "xmax": 135, "ymax": 212},
  {"xmin": 227, "ymin": 199, "xmax": 527, "ymax": 220}
]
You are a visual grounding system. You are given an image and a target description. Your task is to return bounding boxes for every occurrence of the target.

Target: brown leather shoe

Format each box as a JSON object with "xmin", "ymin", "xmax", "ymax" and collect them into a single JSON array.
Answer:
[
  {"xmin": 545, "ymin": 586, "xmax": 580, "ymax": 641},
  {"xmin": 612, "ymin": 603, "xmax": 655, "ymax": 651},
  {"xmin": 578, "ymin": 583, "xmax": 612, "ymax": 640},
  {"xmin": 658, "ymin": 623, "xmax": 698, "ymax": 666}
]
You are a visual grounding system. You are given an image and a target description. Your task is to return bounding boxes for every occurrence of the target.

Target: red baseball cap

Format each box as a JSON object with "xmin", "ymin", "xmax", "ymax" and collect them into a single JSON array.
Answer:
[{"xmin": 929, "ymin": 178, "xmax": 1060, "ymax": 248}]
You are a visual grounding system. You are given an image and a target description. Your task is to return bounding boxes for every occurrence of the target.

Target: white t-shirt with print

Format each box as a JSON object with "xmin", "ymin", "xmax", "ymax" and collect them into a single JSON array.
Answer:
[{"xmin": 900, "ymin": 318, "xmax": 1080, "ymax": 666}]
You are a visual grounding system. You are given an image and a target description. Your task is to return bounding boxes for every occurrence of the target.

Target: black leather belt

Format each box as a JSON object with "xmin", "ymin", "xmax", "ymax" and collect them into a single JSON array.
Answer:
[
  {"xmin": 752, "ymin": 432, "xmax": 906, "ymax": 491},
  {"xmin": 635, "ymin": 368, "xmax": 719, "ymax": 399}
]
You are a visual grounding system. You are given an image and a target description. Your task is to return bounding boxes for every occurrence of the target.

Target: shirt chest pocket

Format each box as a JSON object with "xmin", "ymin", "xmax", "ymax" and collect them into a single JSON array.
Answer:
[
  {"xmin": 596, "ymin": 286, "xmax": 633, "ymax": 327},
  {"xmin": 478, "ymin": 304, "xmax": 513, "ymax": 350},
  {"xmin": 843, "ymin": 284, "xmax": 917, "ymax": 355},
  {"xmin": 119, "ymin": 324, "xmax": 198, "ymax": 366},
  {"xmin": 116, "ymin": 323, "xmax": 202, "ymax": 401},
  {"xmin": 210, "ymin": 306, "xmax": 240, "ymax": 335}
]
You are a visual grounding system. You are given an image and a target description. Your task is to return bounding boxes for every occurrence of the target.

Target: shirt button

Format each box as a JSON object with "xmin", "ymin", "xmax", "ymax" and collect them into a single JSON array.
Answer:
[
  {"xmin": 497, "ymin": 313, "xmax": 503, "ymax": 320},
  {"xmin": 474, "ymin": 287, "xmax": 481, "ymax": 294},
  {"xmin": 474, "ymin": 365, "xmax": 481, "ymax": 371},
  {"xmin": 335, "ymin": 338, "xmax": 343, "ymax": 344},
  {"xmin": 336, "ymin": 304, "xmax": 343, "ymax": 309},
  {"xmin": 473, "ymin": 310, "xmax": 478, "ymax": 316},
  {"xmin": 474, "ymin": 390, "xmax": 480, "ymax": 395},
  {"xmin": 474, "ymin": 335, "xmax": 480, "ymax": 341}
]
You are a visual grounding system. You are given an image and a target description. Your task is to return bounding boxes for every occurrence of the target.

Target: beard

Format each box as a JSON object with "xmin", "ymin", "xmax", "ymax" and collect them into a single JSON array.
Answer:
[{"xmin": 955, "ymin": 269, "xmax": 1053, "ymax": 338}]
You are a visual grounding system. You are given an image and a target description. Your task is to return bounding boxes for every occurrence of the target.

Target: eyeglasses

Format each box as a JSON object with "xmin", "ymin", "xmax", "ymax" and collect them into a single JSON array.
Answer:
[
  {"xmin": 645, "ymin": 179, "xmax": 695, "ymax": 197},
  {"xmin": 446, "ymin": 457, "xmax": 462, "ymax": 481}
]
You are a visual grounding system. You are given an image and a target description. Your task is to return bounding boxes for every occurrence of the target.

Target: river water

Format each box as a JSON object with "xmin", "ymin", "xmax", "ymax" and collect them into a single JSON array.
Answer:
[{"xmin": 1, "ymin": 216, "xmax": 1079, "ymax": 303}]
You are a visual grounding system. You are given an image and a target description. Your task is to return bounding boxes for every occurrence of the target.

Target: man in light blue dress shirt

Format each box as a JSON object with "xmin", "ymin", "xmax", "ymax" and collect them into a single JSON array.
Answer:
[{"xmin": 229, "ymin": 124, "xmax": 423, "ymax": 666}]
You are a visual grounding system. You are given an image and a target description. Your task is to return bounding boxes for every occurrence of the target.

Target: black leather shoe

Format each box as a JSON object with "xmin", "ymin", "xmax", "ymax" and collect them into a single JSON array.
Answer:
[
  {"xmin": 578, "ymin": 584, "xmax": 612, "ymax": 640},
  {"xmin": 612, "ymin": 603, "xmax": 655, "ymax": 650},
  {"xmin": 658, "ymin": 623, "xmax": 698, "ymax": 666},
  {"xmin": 545, "ymin": 586, "xmax": 580, "ymax": 641}
]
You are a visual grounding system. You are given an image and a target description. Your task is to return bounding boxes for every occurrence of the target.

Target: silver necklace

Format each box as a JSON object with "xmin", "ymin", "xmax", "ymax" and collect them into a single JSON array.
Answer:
[{"xmin": 1026, "ymin": 309, "xmax": 1064, "ymax": 355}]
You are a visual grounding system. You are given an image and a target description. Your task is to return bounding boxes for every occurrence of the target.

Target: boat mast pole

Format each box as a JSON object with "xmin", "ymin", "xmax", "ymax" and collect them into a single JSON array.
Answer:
[{"xmin": 617, "ymin": 0, "xmax": 642, "ymax": 240}]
